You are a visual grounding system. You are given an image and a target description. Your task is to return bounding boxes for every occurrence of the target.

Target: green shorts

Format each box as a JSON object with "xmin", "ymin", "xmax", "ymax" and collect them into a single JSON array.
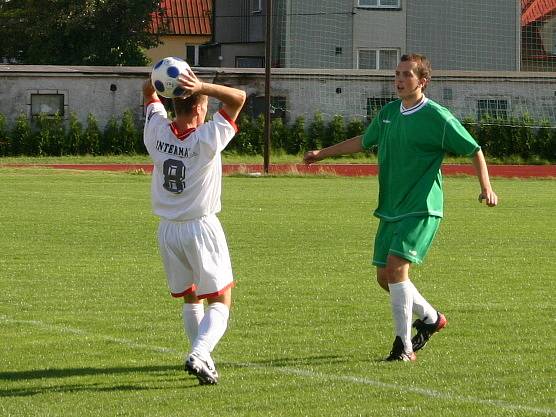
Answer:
[{"xmin": 372, "ymin": 216, "xmax": 441, "ymax": 267}]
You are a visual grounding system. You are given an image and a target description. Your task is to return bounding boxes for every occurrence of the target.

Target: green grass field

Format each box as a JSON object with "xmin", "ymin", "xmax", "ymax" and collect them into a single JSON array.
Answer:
[{"xmin": 1, "ymin": 168, "xmax": 554, "ymax": 417}]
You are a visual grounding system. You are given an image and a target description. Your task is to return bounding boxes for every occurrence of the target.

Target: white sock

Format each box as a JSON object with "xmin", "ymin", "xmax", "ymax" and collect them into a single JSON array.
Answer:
[
  {"xmin": 388, "ymin": 281, "xmax": 413, "ymax": 353},
  {"xmin": 183, "ymin": 303, "xmax": 205, "ymax": 345},
  {"xmin": 192, "ymin": 302, "xmax": 229, "ymax": 360},
  {"xmin": 408, "ymin": 280, "xmax": 438, "ymax": 325}
]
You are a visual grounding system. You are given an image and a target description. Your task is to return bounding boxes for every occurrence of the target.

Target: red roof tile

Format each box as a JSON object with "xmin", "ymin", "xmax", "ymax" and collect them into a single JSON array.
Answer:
[
  {"xmin": 521, "ymin": 0, "xmax": 556, "ymax": 26},
  {"xmin": 151, "ymin": 0, "xmax": 212, "ymax": 35}
]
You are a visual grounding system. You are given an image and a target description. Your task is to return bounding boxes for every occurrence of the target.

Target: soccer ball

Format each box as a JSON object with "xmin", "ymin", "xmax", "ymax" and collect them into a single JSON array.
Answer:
[{"xmin": 150, "ymin": 56, "xmax": 191, "ymax": 99}]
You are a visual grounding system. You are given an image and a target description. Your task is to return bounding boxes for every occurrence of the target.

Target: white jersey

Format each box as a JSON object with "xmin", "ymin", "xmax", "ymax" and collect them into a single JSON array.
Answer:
[{"xmin": 143, "ymin": 100, "xmax": 238, "ymax": 221}]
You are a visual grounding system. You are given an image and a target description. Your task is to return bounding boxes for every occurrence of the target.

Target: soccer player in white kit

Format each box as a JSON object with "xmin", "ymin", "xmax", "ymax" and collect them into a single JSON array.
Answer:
[{"xmin": 142, "ymin": 69, "xmax": 245, "ymax": 384}]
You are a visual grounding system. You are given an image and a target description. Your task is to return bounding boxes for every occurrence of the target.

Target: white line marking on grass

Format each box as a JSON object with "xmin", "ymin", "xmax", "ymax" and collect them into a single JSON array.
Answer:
[
  {"xmin": 3, "ymin": 315, "xmax": 555, "ymax": 416},
  {"xmin": 239, "ymin": 364, "xmax": 556, "ymax": 416},
  {"xmin": 1, "ymin": 315, "xmax": 180, "ymax": 355}
]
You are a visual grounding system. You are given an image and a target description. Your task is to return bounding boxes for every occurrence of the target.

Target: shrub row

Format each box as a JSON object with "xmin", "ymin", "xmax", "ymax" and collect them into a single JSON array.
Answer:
[
  {"xmin": 0, "ymin": 111, "xmax": 143, "ymax": 157},
  {"xmin": 228, "ymin": 113, "xmax": 367, "ymax": 156},
  {"xmin": 462, "ymin": 116, "xmax": 555, "ymax": 162},
  {"xmin": 0, "ymin": 111, "xmax": 554, "ymax": 161}
]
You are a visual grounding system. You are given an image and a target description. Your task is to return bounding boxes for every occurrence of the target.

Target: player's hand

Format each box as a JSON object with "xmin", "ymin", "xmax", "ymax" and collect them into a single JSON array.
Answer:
[
  {"xmin": 478, "ymin": 189, "xmax": 498, "ymax": 207},
  {"xmin": 177, "ymin": 69, "xmax": 202, "ymax": 96},
  {"xmin": 303, "ymin": 150, "xmax": 322, "ymax": 165}
]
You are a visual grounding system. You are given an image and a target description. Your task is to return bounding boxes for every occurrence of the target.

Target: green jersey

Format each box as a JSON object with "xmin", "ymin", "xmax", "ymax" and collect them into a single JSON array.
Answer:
[{"xmin": 362, "ymin": 97, "xmax": 480, "ymax": 221}]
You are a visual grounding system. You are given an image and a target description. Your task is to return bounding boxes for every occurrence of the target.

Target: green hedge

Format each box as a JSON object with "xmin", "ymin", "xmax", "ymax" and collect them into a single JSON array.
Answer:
[
  {"xmin": 0, "ymin": 111, "xmax": 144, "ymax": 157},
  {"xmin": 0, "ymin": 111, "xmax": 554, "ymax": 161}
]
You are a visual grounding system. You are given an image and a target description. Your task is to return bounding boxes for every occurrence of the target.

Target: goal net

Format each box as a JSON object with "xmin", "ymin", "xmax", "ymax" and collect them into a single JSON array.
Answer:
[{"xmin": 269, "ymin": 0, "xmax": 556, "ymax": 132}]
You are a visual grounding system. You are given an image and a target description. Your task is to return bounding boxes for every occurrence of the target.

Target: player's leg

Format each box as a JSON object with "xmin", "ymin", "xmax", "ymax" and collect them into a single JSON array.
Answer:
[
  {"xmin": 190, "ymin": 289, "xmax": 231, "ymax": 362},
  {"xmin": 373, "ymin": 220, "xmax": 414, "ymax": 360},
  {"xmin": 383, "ymin": 255, "xmax": 416, "ymax": 361},
  {"xmin": 186, "ymin": 289, "xmax": 231, "ymax": 385},
  {"xmin": 389, "ymin": 216, "xmax": 447, "ymax": 352},
  {"xmin": 378, "ymin": 263, "xmax": 439, "ymax": 331},
  {"xmin": 182, "ymin": 292, "xmax": 204, "ymax": 345},
  {"xmin": 158, "ymin": 219, "xmax": 201, "ymax": 345},
  {"xmin": 184, "ymin": 215, "xmax": 234, "ymax": 384}
]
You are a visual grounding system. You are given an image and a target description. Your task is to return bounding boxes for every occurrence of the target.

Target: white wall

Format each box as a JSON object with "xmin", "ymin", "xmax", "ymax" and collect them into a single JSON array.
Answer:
[{"xmin": 0, "ymin": 66, "xmax": 554, "ymax": 130}]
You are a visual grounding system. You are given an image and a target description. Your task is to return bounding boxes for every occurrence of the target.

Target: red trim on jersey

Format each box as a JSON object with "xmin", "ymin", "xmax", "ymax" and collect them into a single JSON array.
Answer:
[
  {"xmin": 170, "ymin": 122, "xmax": 196, "ymax": 141},
  {"xmin": 171, "ymin": 285, "xmax": 197, "ymax": 298},
  {"xmin": 146, "ymin": 98, "xmax": 162, "ymax": 107},
  {"xmin": 196, "ymin": 281, "xmax": 236, "ymax": 300},
  {"xmin": 218, "ymin": 109, "xmax": 238, "ymax": 132}
]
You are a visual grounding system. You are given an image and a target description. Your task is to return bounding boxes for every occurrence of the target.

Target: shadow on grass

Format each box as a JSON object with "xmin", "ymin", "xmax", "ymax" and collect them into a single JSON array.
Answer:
[
  {"xmin": 223, "ymin": 355, "xmax": 350, "ymax": 368},
  {"xmin": 0, "ymin": 364, "xmax": 205, "ymax": 397},
  {"xmin": 0, "ymin": 364, "xmax": 181, "ymax": 381}
]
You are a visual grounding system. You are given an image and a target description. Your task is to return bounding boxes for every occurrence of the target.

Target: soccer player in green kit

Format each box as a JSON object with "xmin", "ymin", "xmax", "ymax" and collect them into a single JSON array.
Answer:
[{"xmin": 303, "ymin": 53, "xmax": 498, "ymax": 361}]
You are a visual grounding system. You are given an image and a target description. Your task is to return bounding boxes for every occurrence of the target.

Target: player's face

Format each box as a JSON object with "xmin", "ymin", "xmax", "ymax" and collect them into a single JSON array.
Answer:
[{"xmin": 395, "ymin": 60, "xmax": 424, "ymax": 99}]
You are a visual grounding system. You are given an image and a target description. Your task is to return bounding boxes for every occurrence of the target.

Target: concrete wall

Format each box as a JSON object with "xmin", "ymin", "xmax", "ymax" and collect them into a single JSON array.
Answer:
[
  {"xmin": 0, "ymin": 66, "xmax": 149, "ymax": 130},
  {"xmin": 0, "ymin": 66, "xmax": 554, "ymax": 132}
]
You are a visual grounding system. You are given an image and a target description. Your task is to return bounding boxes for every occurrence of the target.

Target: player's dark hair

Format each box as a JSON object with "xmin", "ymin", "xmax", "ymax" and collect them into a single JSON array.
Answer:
[
  {"xmin": 401, "ymin": 53, "xmax": 432, "ymax": 89},
  {"xmin": 172, "ymin": 93, "xmax": 205, "ymax": 117}
]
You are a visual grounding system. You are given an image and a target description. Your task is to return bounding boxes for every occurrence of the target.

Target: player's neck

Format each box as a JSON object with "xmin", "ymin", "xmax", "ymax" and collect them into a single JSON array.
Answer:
[
  {"xmin": 174, "ymin": 118, "xmax": 199, "ymax": 131},
  {"xmin": 401, "ymin": 92, "xmax": 424, "ymax": 109}
]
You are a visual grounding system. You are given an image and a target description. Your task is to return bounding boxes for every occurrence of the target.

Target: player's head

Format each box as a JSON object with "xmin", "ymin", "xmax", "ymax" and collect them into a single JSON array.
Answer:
[
  {"xmin": 173, "ymin": 93, "xmax": 208, "ymax": 124},
  {"xmin": 397, "ymin": 53, "xmax": 431, "ymax": 93}
]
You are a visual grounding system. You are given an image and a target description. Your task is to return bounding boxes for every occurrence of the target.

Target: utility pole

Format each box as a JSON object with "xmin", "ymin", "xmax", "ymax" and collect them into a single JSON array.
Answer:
[{"xmin": 263, "ymin": 0, "xmax": 273, "ymax": 174}]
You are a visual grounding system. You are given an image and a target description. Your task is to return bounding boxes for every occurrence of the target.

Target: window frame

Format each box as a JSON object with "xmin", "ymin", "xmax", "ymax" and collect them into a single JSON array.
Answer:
[
  {"xmin": 367, "ymin": 96, "xmax": 396, "ymax": 119},
  {"xmin": 235, "ymin": 56, "xmax": 265, "ymax": 68},
  {"xmin": 477, "ymin": 99, "xmax": 509, "ymax": 121},
  {"xmin": 28, "ymin": 90, "xmax": 68, "ymax": 119},
  {"xmin": 251, "ymin": 0, "xmax": 262, "ymax": 13},
  {"xmin": 185, "ymin": 45, "xmax": 200, "ymax": 66},
  {"xmin": 357, "ymin": 0, "xmax": 401, "ymax": 9},
  {"xmin": 357, "ymin": 48, "xmax": 399, "ymax": 70}
]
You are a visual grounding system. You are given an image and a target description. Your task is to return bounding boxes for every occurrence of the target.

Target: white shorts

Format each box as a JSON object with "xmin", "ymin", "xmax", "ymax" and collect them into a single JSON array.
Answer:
[{"xmin": 157, "ymin": 214, "xmax": 234, "ymax": 299}]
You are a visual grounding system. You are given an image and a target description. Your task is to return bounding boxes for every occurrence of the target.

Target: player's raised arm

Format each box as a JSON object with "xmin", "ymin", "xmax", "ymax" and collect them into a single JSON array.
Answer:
[
  {"xmin": 178, "ymin": 70, "xmax": 246, "ymax": 121},
  {"xmin": 143, "ymin": 79, "xmax": 158, "ymax": 105},
  {"xmin": 303, "ymin": 136, "xmax": 364, "ymax": 165},
  {"xmin": 472, "ymin": 149, "xmax": 498, "ymax": 207}
]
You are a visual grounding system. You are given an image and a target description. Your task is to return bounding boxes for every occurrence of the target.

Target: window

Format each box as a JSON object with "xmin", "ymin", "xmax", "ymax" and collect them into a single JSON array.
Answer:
[
  {"xmin": 358, "ymin": 0, "xmax": 400, "ymax": 8},
  {"xmin": 247, "ymin": 95, "xmax": 287, "ymax": 121},
  {"xmin": 367, "ymin": 96, "xmax": 396, "ymax": 119},
  {"xmin": 358, "ymin": 49, "xmax": 399, "ymax": 70},
  {"xmin": 186, "ymin": 45, "xmax": 199, "ymax": 66},
  {"xmin": 270, "ymin": 96, "xmax": 287, "ymax": 120},
  {"xmin": 31, "ymin": 94, "xmax": 65, "ymax": 117},
  {"xmin": 236, "ymin": 56, "xmax": 265, "ymax": 68},
  {"xmin": 251, "ymin": 0, "xmax": 262, "ymax": 13},
  {"xmin": 477, "ymin": 99, "xmax": 508, "ymax": 120}
]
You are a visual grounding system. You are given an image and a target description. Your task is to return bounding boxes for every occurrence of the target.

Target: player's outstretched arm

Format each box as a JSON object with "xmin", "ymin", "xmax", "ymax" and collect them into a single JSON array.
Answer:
[
  {"xmin": 303, "ymin": 136, "xmax": 364, "ymax": 165},
  {"xmin": 143, "ymin": 79, "xmax": 158, "ymax": 105},
  {"xmin": 178, "ymin": 70, "xmax": 246, "ymax": 121},
  {"xmin": 472, "ymin": 149, "xmax": 498, "ymax": 207}
]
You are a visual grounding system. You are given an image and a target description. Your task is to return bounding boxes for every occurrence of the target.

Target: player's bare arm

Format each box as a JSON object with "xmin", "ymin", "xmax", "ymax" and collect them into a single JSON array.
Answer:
[
  {"xmin": 303, "ymin": 136, "xmax": 364, "ymax": 165},
  {"xmin": 143, "ymin": 79, "xmax": 158, "ymax": 105},
  {"xmin": 472, "ymin": 149, "xmax": 498, "ymax": 207},
  {"xmin": 178, "ymin": 70, "xmax": 246, "ymax": 121}
]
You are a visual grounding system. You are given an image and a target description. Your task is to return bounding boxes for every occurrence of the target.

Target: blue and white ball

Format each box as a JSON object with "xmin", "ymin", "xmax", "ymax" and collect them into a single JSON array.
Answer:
[{"xmin": 150, "ymin": 57, "xmax": 191, "ymax": 99}]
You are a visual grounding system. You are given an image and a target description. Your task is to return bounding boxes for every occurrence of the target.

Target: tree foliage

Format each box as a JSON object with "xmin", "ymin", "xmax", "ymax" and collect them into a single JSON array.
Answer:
[{"xmin": 0, "ymin": 0, "xmax": 163, "ymax": 65}]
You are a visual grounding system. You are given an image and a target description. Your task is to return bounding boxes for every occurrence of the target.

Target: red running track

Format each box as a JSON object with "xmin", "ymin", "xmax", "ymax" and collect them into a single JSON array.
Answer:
[{"xmin": 3, "ymin": 163, "xmax": 555, "ymax": 178}]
